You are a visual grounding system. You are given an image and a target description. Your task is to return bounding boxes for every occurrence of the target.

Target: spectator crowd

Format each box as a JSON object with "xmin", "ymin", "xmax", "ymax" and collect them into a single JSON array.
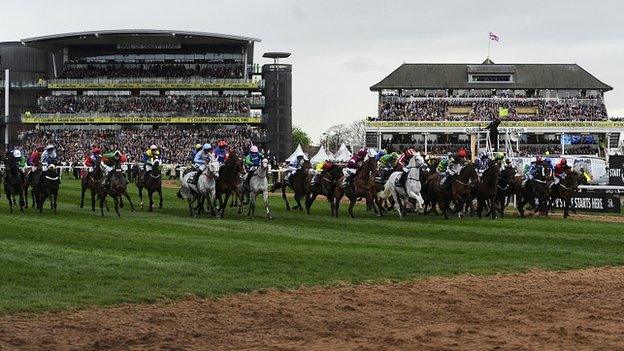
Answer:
[
  {"xmin": 37, "ymin": 95, "xmax": 251, "ymax": 116},
  {"xmin": 17, "ymin": 126, "xmax": 267, "ymax": 164},
  {"xmin": 59, "ymin": 63, "xmax": 244, "ymax": 79},
  {"xmin": 375, "ymin": 98, "xmax": 608, "ymax": 121}
]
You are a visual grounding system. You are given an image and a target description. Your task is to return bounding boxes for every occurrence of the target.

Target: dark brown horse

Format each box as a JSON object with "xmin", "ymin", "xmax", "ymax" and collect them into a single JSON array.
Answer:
[
  {"xmin": 305, "ymin": 164, "xmax": 343, "ymax": 215},
  {"xmin": 425, "ymin": 163, "xmax": 478, "ymax": 219},
  {"xmin": 97, "ymin": 161, "xmax": 135, "ymax": 217},
  {"xmin": 36, "ymin": 165, "xmax": 60, "ymax": 214},
  {"xmin": 216, "ymin": 151, "xmax": 244, "ymax": 217},
  {"xmin": 272, "ymin": 160, "xmax": 311, "ymax": 211},
  {"xmin": 494, "ymin": 164, "xmax": 519, "ymax": 218},
  {"xmin": 3, "ymin": 155, "xmax": 25, "ymax": 213},
  {"xmin": 475, "ymin": 163, "xmax": 500, "ymax": 219},
  {"xmin": 136, "ymin": 159, "xmax": 163, "ymax": 211},
  {"xmin": 333, "ymin": 157, "xmax": 377, "ymax": 218},
  {"xmin": 81, "ymin": 160, "xmax": 104, "ymax": 211},
  {"xmin": 547, "ymin": 168, "xmax": 579, "ymax": 218},
  {"xmin": 517, "ymin": 162, "xmax": 552, "ymax": 217}
]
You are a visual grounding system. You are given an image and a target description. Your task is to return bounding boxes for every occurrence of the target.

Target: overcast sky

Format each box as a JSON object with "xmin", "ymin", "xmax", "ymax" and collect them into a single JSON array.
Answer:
[{"xmin": 1, "ymin": 0, "xmax": 623, "ymax": 141}]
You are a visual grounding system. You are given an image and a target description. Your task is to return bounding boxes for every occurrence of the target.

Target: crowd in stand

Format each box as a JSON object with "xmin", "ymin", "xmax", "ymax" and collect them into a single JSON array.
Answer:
[
  {"xmin": 37, "ymin": 95, "xmax": 251, "ymax": 116},
  {"xmin": 17, "ymin": 126, "xmax": 267, "ymax": 164},
  {"xmin": 375, "ymin": 98, "xmax": 608, "ymax": 121},
  {"xmin": 59, "ymin": 63, "xmax": 244, "ymax": 79}
]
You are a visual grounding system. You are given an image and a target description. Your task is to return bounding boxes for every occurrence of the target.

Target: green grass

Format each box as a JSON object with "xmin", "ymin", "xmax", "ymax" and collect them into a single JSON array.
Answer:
[{"xmin": 0, "ymin": 179, "xmax": 623, "ymax": 314}]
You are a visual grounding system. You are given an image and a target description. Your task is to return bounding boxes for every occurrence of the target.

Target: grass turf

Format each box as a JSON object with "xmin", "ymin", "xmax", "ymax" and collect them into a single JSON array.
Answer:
[{"xmin": 0, "ymin": 179, "xmax": 623, "ymax": 314}]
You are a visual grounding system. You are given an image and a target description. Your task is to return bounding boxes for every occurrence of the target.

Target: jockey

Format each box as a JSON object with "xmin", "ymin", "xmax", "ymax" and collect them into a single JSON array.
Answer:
[
  {"xmin": 440, "ymin": 148, "xmax": 468, "ymax": 187},
  {"xmin": 213, "ymin": 140, "xmax": 229, "ymax": 164},
  {"xmin": 244, "ymin": 145, "xmax": 262, "ymax": 185},
  {"xmin": 28, "ymin": 146, "xmax": 44, "ymax": 172},
  {"xmin": 41, "ymin": 144, "xmax": 58, "ymax": 171},
  {"xmin": 142, "ymin": 145, "xmax": 161, "ymax": 183},
  {"xmin": 524, "ymin": 155, "xmax": 543, "ymax": 185},
  {"xmin": 543, "ymin": 151, "xmax": 554, "ymax": 171},
  {"xmin": 190, "ymin": 143, "xmax": 202, "ymax": 162},
  {"xmin": 101, "ymin": 150, "xmax": 127, "ymax": 186},
  {"xmin": 11, "ymin": 149, "xmax": 26, "ymax": 173},
  {"xmin": 553, "ymin": 157, "xmax": 569, "ymax": 185},
  {"xmin": 374, "ymin": 149, "xmax": 386, "ymax": 161},
  {"xmin": 579, "ymin": 167, "xmax": 592, "ymax": 185},
  {"xmin": 474, "ymin": 151, "xmax": 491, "ymax": 176},
  {"xmin": 191, "ymin": 143, "xmax": 212, "ymax": 184},
  {"xmin": 342, "ymin": 148, "xmax": 368, "ymax": 187},
  {"xmin": 284, "ymin": 154, "xmax": 305, "ymax": 184},
  {"xmin": 378, "ymin": 151, "xmax": 399, "ymax": 176},
  {"xmin": 311, "ymin": 159, "xmax": 333, "ymax": 186},
  {"xmin": 83, "ymin": 147, "xmax": 102, "ymax": 178}
]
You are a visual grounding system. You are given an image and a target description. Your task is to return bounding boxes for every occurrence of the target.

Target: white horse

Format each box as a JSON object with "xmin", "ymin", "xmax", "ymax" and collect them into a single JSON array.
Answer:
[
  {"xmin": 377, "ymin": 154, "xmax": 427, "ymax": 219},
  {"xmin": 242, "ymin": 158, "xmax": 273, "ymax": 219},
  {"xmin": 178, "ymin": 160, "xmax": 221, "ymax": 216}
]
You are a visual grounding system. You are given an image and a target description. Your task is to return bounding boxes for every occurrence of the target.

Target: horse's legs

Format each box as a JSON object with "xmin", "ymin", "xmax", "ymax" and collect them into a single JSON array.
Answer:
[
  {"xmin": 306, "ymin": 193, "xmax": 318, "ymax": 215},
  {"xmin": 187, "ymin": 197, "xmax": 195, "ymax": 216},
  {"xmin": 138, "ymin": 186, "xmax": 144, "ymax": 210},
  {"xmin": 100, "ymin": 194, "xmax": 106, "ymax": 216},
  {"xmin": 247, "ymin": 193, "xmax": 256, "ymax": 217},
  {"xmin": 158, "ymin": 188, "xmax": 163, "ymax": 209},
  {"xmin": 113, "ymin": 196, "xmax": 120, "ymax": 217},
  {"xmin": 263, "ymin": 190, "xmax": 272, "ymax": 219},
  {"xmin": 564, "ymin": 198, "xmax": 570, "ymax": 218},
  {"xmin": 392, "ymin": 191, "xmax": 403, "ymax": 219},
  {"xmin": 221, "ymin": 192, "xmax": 231, "ymax": 217},
  {"xmin": 148, "ymin": 189, "xmax": 154, "ymax": 212},
  {"xmin": 53, "ymin": 191, "xmax": 58, "ymax": 215},
  {"xmin": 476, "ymin": 198, "xmax": 483, "ymax": 219},
  {"xmin": 123, "ymin": 190, "xmax": 135, "ymax": 211},
  {"xmin": 281, "ymin": 185, "xmax": 290, "ymax": 211},
  {"xmin": 347, "ymin": 196, "xmax": 356, "ymax": 218},
  {"xmin": 294, "ymin": 193, "xmax": 303, "ymax": 211},
  {"xmin": 90, "ymin": 188, "xmax": 96, "ymax": 211},
  {"xmin": 80, "ymin": 183, "xmax": 86, "ymax": 208}
]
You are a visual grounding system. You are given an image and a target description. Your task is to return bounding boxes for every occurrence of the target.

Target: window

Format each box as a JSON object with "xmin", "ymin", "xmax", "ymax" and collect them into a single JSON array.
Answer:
[{"xmin": 468, "ymin": 74, "xmax": 513, "ymax": 83}]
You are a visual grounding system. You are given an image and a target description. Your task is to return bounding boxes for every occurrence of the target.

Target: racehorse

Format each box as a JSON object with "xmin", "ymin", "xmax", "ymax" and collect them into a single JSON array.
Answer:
[
  {"xmin": 216, "ymin": 151, "xmax": 244, "ymax": 217},
  {"xmin": 36, "ymin": 164, "xmax": 60, "ymax": 214},
  {"xmin": 333, "ymin": 156, "xmax": 377, "ymax": 218},
  {"xmin": 377, "ymin": 154, "xmax": 426, "ymax": 219},
  {"xmin": 240, "ymin": 158, "xmax": 273, "ymax": 219},
  {"xmin": 272, "ymin": 160, "xmax": 311, "ymax": 211},
  {"xmin": 425, "ymin": 163, "xmax": 478, "ymax": 219},
  {"xmin": 97, "ymin": 164, "xmax": 135, "ymax": 217},
  {"xmin": 81, "ymin": 159, "xmax": 105, "ymax": 211},
  {"xmin": 136, "ymin": 159, "xmax": 163, "ymax": 211},
  {"xmin": 178, "ymin": 160, "xmax": 220, "ymax": 217},
  {"xmin": 518, "ymin": 163, "xmax": 552, "ymax": 217},
  {"xmin": 475, "ymin": 162, "xmax": 500, "ymax": 219},
  {"xmin": 494, "ymin": 164, "xmax": 519, "ymax": 218},
  {"xmin": 547, "ymin": 168, "xmax": 579, "ymax": 218},
  {"xmin": 3, "ymin": 155, "xmax": 25, "ymax": 213},
  {"xmin": 305, "ymin": 163, "xmax": 343, "ymax": 215}
]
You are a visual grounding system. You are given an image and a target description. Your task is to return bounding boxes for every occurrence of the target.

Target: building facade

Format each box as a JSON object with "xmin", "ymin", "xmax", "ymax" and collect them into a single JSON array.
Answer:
[
  {"xmin": 0, "ymin": 30, "xmax": 293, "ymax": 161},
  {"xmin": 365, "ymin": 60, "xmax": 624, "ymax": 158}
]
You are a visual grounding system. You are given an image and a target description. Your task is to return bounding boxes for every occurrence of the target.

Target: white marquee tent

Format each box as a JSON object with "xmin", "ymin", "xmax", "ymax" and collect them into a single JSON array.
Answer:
[
  {"xmin": 334, "ymin": 143, "xmax": 352, "ymax": 163},
  {"xmin": 285, "ymin": 144, "xmax": 308, "ymax": 162},
  {"xmin": 310, "ymin": 145, "xmax": 333, "ymax": 164}
]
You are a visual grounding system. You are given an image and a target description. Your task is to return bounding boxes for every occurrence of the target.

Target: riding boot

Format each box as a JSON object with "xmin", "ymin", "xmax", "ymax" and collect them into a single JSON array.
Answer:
[
  {"xmin": 399, "ymin": 172, "xmax": 407, "ymax": 187},
  {"xmin": 191, "ymin": 170, "xmax": 201, "ymax": 184},
  {"xmin": 246, "ymin": 171, "xmax": 254, "ymax": 187}
]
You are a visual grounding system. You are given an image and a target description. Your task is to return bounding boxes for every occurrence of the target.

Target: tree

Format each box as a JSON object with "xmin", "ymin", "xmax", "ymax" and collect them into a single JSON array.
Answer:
[
  {"xmin": 292, "ymin": 126, "xmax": 311, "ymax": 150},
  {"xmin": 320, "ymin": 120, "xmax": 366, "ymax": 152}
]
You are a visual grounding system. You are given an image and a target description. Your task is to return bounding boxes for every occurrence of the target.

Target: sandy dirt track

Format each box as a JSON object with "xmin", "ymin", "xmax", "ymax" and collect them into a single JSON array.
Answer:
[{"xmin": 1, "ymin": 267, "xmax": 624, "ymax": 350}]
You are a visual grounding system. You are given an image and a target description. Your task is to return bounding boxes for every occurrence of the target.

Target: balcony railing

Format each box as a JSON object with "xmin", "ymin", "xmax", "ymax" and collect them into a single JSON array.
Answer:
[
  {"xmin": 22, "ymin": 111, "xmax": 266, "ymax": 125},
  {"xmin": 46, "ymin": 77, "xmax": 264, "ymax": 90}
]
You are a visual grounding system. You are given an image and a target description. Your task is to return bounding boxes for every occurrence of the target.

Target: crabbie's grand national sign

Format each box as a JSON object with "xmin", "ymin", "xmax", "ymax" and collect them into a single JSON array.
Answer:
[
  {"xmin": 365, "ymin": 120, "xmax": 624, "ymax": 128},
  {"xmin": 21, "ymin": 115, "xmax": 262, "ymax": 124}
]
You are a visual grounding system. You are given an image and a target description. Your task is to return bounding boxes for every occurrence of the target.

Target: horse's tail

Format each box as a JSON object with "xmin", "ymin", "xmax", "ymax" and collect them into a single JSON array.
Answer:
[{"xmin": 377, "ymin": 178, "xmax": 393, "ymax": 200}]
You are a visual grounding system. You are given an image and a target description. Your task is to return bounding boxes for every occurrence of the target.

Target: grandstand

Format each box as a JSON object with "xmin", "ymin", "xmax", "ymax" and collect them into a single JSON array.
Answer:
[
  {"xmin": 0, "ymin": 29, "xmax": 292, "ymax": 161},
  {"xmin": 365, "ymin": 60, "xmax": 624, "ymax": 158}
]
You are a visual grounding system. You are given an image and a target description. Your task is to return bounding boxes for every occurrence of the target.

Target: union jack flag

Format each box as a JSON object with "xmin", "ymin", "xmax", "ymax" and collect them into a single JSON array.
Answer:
[{"xmin": 489, "ymin": 32, "xmax": 500, "ymax": 41}]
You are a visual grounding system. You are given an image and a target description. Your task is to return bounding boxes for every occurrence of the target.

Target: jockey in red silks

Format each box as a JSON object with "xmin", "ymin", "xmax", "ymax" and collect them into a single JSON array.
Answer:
[
  {"xmin": 553, "ymin": 157, "xmax": 569, "ymax": 185},
  {"xmin": 342, "ymin": 148, "xmax": 368, "ymax": 187},
  {"xmin": 28, "ymin": 146, "xmax": 44, "ymax": 171},
  {"xmin": 82, "ymin": 147, "xmax": 102, "ymax": 179},
  {"xmin": 395, "ymin": 148, "xmax": 417, "ymax": 186}
]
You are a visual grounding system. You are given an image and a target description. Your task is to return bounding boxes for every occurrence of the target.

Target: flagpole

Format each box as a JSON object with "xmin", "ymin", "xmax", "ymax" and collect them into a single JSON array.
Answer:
[{"xmin": 487, "ymin": 34, "xmax": 491, "ymax": 59}]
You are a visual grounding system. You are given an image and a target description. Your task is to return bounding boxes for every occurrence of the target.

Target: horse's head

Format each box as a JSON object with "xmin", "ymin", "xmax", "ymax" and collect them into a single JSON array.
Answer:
[
  {"xmin": 261, "ymin": 158, "xmax": 270, "ymax": 169},
  {"xmin": 461, "ymin": 163, "xmax": 479, "ymax": 184},
  {"xmin": 151, "ymin": 159, "xmax": 161, "ymax": 173},
  {"xmin": 208, "ymin": 160, "xmax": 221, "ymax": 179}
]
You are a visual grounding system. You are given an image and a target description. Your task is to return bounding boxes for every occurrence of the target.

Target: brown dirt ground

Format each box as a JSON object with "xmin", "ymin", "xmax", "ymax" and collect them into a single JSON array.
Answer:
[{"xmin": 2, "ymin": 267, "xmax": 624, "ymax": 350}]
